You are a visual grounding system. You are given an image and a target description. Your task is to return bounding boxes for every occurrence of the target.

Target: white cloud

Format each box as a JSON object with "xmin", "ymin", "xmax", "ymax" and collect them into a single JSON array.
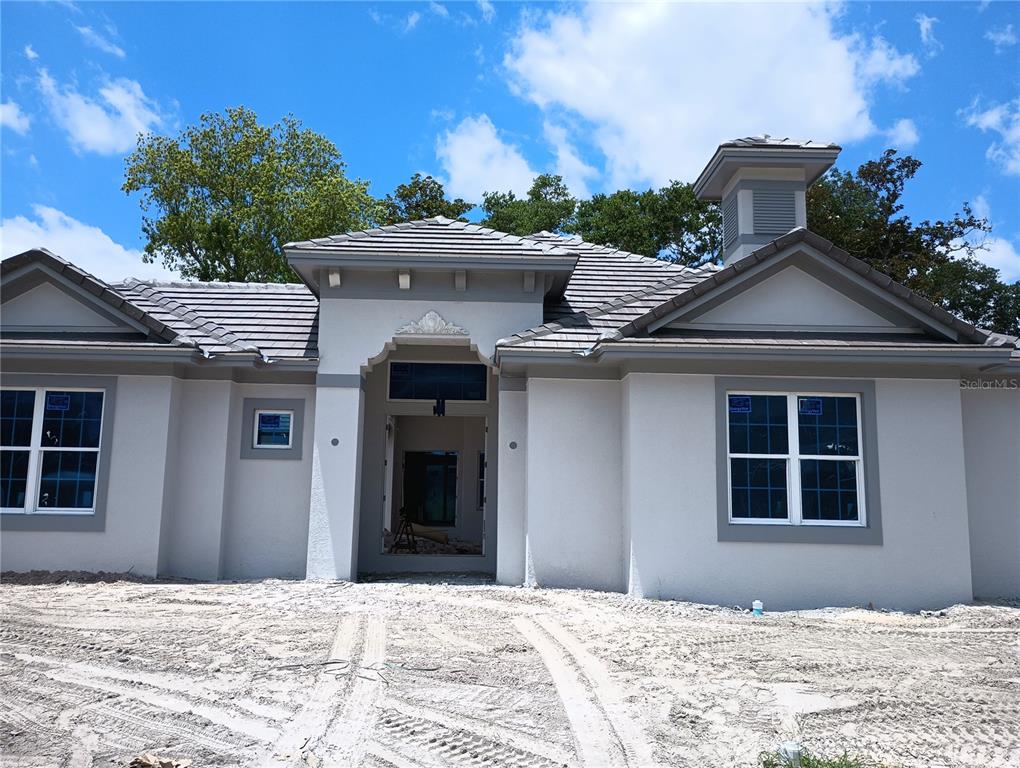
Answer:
[
  {"xmin": 477, "ymin": 0, "xmax": 495, "ymax": 23},
  {"xmin": 886, "ymin": 118, "xmax": 920, "ymax": 149},
  {"xmin": 915, "ymin": 13, "xmax": 942, "ymax": 57},
  {"xmin": 404, "ymin": 11, "xmax": 421, "ymax": 32},
  {"xmin": 0, "ymin": 205, "xmax": 177, "ymax": 282},
  {"xmin": 435, "ymin": 114, "xmax": 536, "ymax": 201},
  {"xmin": 37, "ymin": 68, "xmax": 165, "ymax": 155},
  {"xmin": 857, "ymin": 37, "xmax": 921, "ymax": 86},
  {"xmin": 543, "ymin": 121, "xmax": 597, "ymax": 198},
  {"xmin": 429, "ymin": 2, "xmax": 449, "ymax": 19},
  {"xmin": 979, "ymin": 236, "xmax": 1020, "ymax": 282},
  {"xmin": 0, "ymin": 101, "xmax": 32, "ymax": 134},
  {"xmin": 959, "ymin": 195, "xmax": 1020, "ymax": 282},
  {"xmin": 962, "ymin": 98, "xmax": 1020, "ymax": 175},
  {"xmin": 74, "ymin": 24, "xmax": 126, "ymax": 58},
  {"xmin": 985, "ymin": 24, "xmax": 1017, "ymax": 52},
  {"xmin": 24, "ymin": 44, "xmax": 38, "ymax": 61},
  {"xmin": 504, "ymin": 3, "xmax": 921, "ymax": 189}
]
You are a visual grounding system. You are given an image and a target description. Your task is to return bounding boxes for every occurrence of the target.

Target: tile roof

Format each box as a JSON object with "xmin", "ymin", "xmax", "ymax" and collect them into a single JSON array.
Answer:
[
  {"xmin": 113, "ymin": 279, "xmax": 318, "ymax": 360},
  {"xmin": 285, "ymin": 216, "xmax": 575, "ymax": 260},
  {"xmin": 500, "ymin": 229, "xmax": 1008, "ymax": 358},
  {"xmin": 719, "ymin": 136, "xmax": 841, "ymax": 150}
]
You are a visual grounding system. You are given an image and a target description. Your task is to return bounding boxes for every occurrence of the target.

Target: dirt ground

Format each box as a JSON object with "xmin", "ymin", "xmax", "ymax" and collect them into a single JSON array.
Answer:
[{"xmin": 0, "ymin": 574, "xmax": 1017, "ymax": 768}]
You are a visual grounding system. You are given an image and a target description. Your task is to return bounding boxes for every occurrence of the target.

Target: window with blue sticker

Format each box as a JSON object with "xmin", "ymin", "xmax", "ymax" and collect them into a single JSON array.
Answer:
[
  {"xmin": 727, "ymin": 392, "xmax": 864, "ymax": 527},
  {"xmin": 254, "ymin": 410, "xmax": 293, "ymax": 449},
  {"xmin": 2, "ymin": 388, "xmax": 105, "ymax": 513}
]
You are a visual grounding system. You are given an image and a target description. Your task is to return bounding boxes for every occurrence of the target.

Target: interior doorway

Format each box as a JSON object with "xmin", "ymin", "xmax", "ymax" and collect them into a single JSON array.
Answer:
[{"xmin": 403, "ymin": 450, "xmax": 458, "ymax": 526}]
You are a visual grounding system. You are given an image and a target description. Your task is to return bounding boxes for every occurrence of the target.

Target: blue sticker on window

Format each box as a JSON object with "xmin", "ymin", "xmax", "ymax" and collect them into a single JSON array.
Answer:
[
  {"xmin": 799, "ymin": 397, "xmax": 823, "ymax": 416},
  {"xmin": 46, "ymin": 394, "xmax": 71, "ymax": 412},
  {"xmin": 258, "ymin": 413, "xmax": 282, "ymax": 429},
  {"xmin": 728, "ymin": 395, "xmax": 752, "ymax": 414}
]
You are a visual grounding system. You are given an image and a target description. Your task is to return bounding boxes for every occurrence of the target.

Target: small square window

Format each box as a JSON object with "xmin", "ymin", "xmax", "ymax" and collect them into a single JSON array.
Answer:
[{"xmin": 253, "ymin": 410, "xmax": 293, "ymax": 449}]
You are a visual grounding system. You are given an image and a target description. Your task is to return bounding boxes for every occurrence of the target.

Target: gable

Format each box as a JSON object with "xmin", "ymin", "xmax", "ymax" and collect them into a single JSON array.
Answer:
[
  {"xmin": 648, "ymin": 242, "xmax": 972, "ymax": 340},
  {"xmin": 3, "ymin": 281, "xmax": 128, "ymax": 332},
  {"xmin": 681, "ymin": 265, "xmax": 898, "ymax": 332}
]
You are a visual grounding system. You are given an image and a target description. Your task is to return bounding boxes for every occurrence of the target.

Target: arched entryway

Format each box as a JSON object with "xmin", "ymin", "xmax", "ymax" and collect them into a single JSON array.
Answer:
[{"xmin": 355, "ymin": 339, "xmax": 498, "ymax": 575}]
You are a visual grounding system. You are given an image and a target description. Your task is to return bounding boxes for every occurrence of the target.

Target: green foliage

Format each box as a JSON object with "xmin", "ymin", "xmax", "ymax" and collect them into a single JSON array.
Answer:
[
  {"xmin": 381, "ymin": 173, "xmax": 472, "ymax": 225},
  {"xmin": 573, "ymin": 181, "xmax": 721, "ymax": 265},
  {"xmin": 480, "ymin": 174, "xmax": 577, "ymax": 235},
  {"xmin": 123, "ymin": 106, "xmax": 379, "ymax": 282},
  {"xmin": 807, "ymin": 149, "xmax": 1019, "ymax": 335},
  {"xmin": 758, "ymin": 747, "xmax": 892, "ymax": 768}
]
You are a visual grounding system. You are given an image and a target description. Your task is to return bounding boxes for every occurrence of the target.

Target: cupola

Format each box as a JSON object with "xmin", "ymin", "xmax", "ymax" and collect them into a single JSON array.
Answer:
[{"xmin": 693, "ymin": 136, "xmax": 841, "ymax": 265}]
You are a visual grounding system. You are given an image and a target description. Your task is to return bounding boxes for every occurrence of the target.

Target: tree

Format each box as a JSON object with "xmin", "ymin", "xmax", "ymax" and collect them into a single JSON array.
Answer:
[
  {"xmin": 572, "ymin": 181, "xmax": 720, "ymax": 265},
  {"xmin": 480, "ymin": 174, "xmax": 577, "ymax": 235},
  {"xmin": 381, "ymin": 173, "xmax": 473, "ymax": 224},
  {"xmin": 123, "ymin": 106, "xmax": 379, "ymax": 282},
  {"xmin": 807, "ymin": 149, "xmax": 1018, "ymax": 334}
]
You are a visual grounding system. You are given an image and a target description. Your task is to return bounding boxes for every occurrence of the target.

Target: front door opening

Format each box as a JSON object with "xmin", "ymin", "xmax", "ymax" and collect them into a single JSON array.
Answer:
[{"xmin": 382, "ymin": 415, "xmax": 486, "ymax": 556}]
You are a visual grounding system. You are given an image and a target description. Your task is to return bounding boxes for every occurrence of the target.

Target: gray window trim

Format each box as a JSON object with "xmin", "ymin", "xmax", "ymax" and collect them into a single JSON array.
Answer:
[
  {"xmin": 240, "ymin": 398, "xmax": 305, "ymax": 460},
  {"xmin": 0, "ymin": 374, "xmax": 117, "ymax": 533},
  {"xmin": 715, "ymin": 377, "xmax": 883, "ymax": 545}
]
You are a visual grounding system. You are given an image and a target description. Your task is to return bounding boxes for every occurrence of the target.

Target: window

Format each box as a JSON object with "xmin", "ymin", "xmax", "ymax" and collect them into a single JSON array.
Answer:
[
  {"xmin": 727, "ymin": 392, "xmax": 864, "ymax": 526},
  {"xmin": 253, "ymin": 409, "xmax": 293, "ymax": 449},
  {"xmin": 388, "ymin": 362, "xmax": 487, "ymax": 402},
  {"xmin": 1, "ymin": 388, "xmax": 106, "ymax": 514}
]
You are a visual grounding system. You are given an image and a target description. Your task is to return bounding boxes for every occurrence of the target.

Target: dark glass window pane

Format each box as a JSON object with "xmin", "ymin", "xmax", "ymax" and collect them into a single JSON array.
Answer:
[
  {"xmin": 0, "ymin": 450, "xmax": 30, "ymax": 508},
  {"xmin": 38, "ymin": 451, "xmax": 98, "ymax": 509},
  {"xmin": 798, "ymin": 396, "xmax": 858, "ymax": 456},
  {"xmin": 41, "ymin": 392, "xmax": 104, "ymax": 448},
  {"xmin": 800, "ymin": 459, "xmax": 859, "ymax": 521},
  {"xmin": 730, "ymin": 458, "xmax": 788, "ymax": 519},
  {"xmin": 388, "ymin": 363, "xmax": 488, "ymax": 401},
  {"xmin": 256, "ymin": 411, "xmax": 292, "ymax": 447},
  {"xmin": 1, "ymin": 390, "xmax": 36, "ymax": 447},
  {"xmin": 728, "ymin": 394, "xmax": 787, "ymax": 455}
]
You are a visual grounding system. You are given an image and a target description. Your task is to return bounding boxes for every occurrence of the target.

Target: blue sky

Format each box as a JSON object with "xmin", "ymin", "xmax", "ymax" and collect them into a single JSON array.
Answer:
[{"xmin": 1, "ymin": 1, "xmax": 1018, "ymax": 283}]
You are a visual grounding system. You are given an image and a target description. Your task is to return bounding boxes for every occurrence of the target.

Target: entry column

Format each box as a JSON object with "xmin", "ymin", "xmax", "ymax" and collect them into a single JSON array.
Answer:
[{"xmin": 306, "ymin": 374, "xmax": 366, "ymax": 580}]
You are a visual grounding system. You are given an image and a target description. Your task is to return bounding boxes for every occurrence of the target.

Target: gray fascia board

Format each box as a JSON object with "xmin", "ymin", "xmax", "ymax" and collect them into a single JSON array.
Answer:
[
  {"xmin": 694, "ymin": 148, "xmax": 840, "ymax": 199},
  {"xmin": 592, "ymin": 343, "xmax": 1011, "ymax": 366},
  {"xmin": 286, "ymin": 251, "xmax": 578, "ymax": 272}
]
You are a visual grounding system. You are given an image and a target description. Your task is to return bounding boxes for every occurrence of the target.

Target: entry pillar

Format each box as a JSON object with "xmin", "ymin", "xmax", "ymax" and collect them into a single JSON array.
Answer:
[{"xmin": 306, "ymin": 374, "xmax": 365, "ymax": 580}]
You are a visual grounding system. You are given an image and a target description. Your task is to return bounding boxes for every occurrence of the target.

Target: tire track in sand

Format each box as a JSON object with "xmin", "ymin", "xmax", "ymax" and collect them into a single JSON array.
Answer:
[
  {"xmin": 323, "ymin": 613, "xmax": 387, "ymax": 764},
  {"xmin": 259, "ymin": 612, "xmax": 362, "ymax": 767},
  {"xmin": 536, "ymin": 615, "xmax": 657, "ymax": 767},
  {"xmin": 513, "ymin": 616, "xmax": 628, "ymax": 768}
]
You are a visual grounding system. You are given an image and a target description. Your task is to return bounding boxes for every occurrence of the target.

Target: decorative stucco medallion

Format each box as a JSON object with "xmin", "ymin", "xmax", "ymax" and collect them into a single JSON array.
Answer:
[{"xmin": 396, "ymin": 310, "xmax": 468, "ymax": 335}]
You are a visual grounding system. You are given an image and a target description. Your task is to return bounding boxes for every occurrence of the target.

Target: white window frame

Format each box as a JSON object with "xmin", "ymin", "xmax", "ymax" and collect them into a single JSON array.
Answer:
[
  {"xmin": 252, "ymin": 408, "xmax": 294, "ymax": 450},
  {"xmin": 1, "ymin": 387, "xmax": 106, "ymax": 516},
  {"xmin": 726, "ymin": 391, "xmax": 866, "ymax": 528}
]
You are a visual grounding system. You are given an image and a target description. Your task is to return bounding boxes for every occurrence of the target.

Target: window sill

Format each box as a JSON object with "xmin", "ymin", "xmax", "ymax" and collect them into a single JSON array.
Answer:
[
  {"xmin": 2, "ymin": 509, "xmax": 96, "ymax": 516},
  {"xmin": 719, "ymin": 520, "xmax": 881, "ymax": 545}
]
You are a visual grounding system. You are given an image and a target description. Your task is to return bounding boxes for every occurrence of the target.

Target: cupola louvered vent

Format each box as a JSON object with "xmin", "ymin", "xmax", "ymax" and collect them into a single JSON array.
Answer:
[
  {"xmin": 723, "ymin": 195, "xmax": 739, "ymax": 248},
  {"xmin": 753, "ymin": 189, "xmax": 797, "ymax": 235}
]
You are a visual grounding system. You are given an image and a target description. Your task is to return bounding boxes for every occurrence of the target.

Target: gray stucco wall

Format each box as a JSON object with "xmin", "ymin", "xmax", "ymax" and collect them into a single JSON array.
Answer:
[
  {"xmin": 0, "ymin": 375, "xmax": 174, "ymax": 576},
  {"xmin": 525, "ymin": 377, "xmax": 624, "ymax": 591},
  {"xmin": 962, "ymin": 385, "xmax": 1020, "ymax": 599},
  {"xmin": 621, "ymin": 373, "xmax": 974, "ymax": 610}
]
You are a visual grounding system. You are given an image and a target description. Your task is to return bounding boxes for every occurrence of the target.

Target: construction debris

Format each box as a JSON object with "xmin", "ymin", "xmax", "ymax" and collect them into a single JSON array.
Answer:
[{"xmin": 128, "ymin": 754, "xmax": 192, "ymax": 768}]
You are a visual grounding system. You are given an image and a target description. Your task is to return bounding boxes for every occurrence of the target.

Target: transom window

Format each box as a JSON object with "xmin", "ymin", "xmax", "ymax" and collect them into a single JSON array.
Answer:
[
  {"xmin": 253, "ymin": 409, "xmax": 293, "ymax": 449},
  {"xmin": 727, "ymin": 392, "xmax": 864, "ymax": 526},
  {"xmin": 388, "ymin": 362, "xmax": 487, "ymax": 402},
  {"xmin": 1, "ymin": 388, "xmax": 106, "ymax": 514}
]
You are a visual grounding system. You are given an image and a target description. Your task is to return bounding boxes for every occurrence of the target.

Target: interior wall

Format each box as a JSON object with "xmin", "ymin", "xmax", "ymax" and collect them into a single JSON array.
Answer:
[{"xmin": 390, "ymin": 415, "xmax": 486, "ymax": 542}]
